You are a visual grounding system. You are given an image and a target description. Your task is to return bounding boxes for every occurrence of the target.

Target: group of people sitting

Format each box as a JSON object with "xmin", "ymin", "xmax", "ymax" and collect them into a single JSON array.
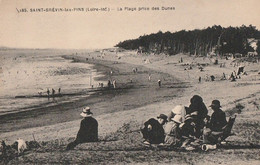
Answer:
[
  {"xmin": 65, "ymin": 95, "xmax": 234, "ymax": 151},
  {"xmin": 140, "ymin": 95, "xmax": 235, "ymax": 150}
]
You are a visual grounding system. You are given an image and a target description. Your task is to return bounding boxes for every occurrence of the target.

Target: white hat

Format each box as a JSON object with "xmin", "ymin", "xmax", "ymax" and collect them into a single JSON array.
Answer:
[
  {"xmin": 80, "ymin": 107, "xmax": 93, "ymax": 117},
  {"xmin": 172, "ymin": 105, "xmax": 187, "ymax": 116},
  {"xmin": 172, "ymin": 115, "xmax": 183, "ymax": 124}
]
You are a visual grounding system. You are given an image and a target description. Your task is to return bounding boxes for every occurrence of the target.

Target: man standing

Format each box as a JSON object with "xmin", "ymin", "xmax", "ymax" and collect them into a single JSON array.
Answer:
[
  {"xmin": 158, "ymin": 79, "xmax": 161, "ymax": 87},
  {"xmin": 47, "ymin": 88, "xmax": 50, "ymax": 97},
  {"xmin": 66, "ymin": 107, "xmax": 98, "ymax": 150}
]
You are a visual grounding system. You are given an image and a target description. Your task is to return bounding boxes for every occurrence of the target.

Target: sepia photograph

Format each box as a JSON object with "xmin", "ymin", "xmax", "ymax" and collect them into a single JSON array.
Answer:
[{"xmin": 0, "ymin": 0, "xmax": 260, "ymax": 164}]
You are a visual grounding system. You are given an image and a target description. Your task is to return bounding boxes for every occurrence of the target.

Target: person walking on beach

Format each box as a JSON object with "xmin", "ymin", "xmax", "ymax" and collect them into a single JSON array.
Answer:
[
  {"xmin": 112, "ymin": 80, "xmax": 117, "ymax": 89},
  {"xmin": 158, "ymin": 79, "xmax": 161, "ymax": 87},
  {"xmin": 58, "ymin": 88, "xmax": 61, "ymax": 95},
  {"xmin": 66, "ymin": 107, "xmax": 98, "ymax": 150},
  {"xmin": 107, "ymin": 80, "xmax": 111, "ymax": 88},
  {"xmin": 52, "ymin": 88, "xmax": 55, "ymax": 97},
  {"xmin": 132, "ymin": 68, "xmax": 136, "ymax": 73},
  {"xmin": 47, "ymin": 88, "xmax": 50, "ymax": 97},
  {"xmin": 148, "ymin": 74, "xmax": 151, "ymax": 81},
  {"xmin": 221, "ymin": 73, "xmax": 226, "ymax": 80}
]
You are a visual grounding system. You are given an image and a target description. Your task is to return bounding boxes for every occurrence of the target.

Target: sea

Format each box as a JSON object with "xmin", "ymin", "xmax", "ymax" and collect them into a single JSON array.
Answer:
[{"xmin": 0, "ymin": 49, "xmax": 105, "ymax": 116}]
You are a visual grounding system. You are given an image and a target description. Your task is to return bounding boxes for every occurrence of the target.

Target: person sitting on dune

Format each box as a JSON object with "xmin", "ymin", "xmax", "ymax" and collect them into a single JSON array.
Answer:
[
  {"xmin": 186, "ymin": 95, "xmax": 208, "ymax": 138},
  {"xmin": 208, "ymin": 100, "xmax": 227, "ymax": 132},
  {"xmin": 203, "ymin": 100, "xmax": 228, "ymax": 144},
  {"xmin": 167, "ymin": 105, "xmax": 187, "ymax": 122},
  {"xmin": 163, "ymin": 115, "xmax": 183, "ymax": 146},
  {"xmin": 141, "ymin": 114, "xmax": 167, "ymax": 145},
  {"xmin": 66, "ymin": 107, "xmax": 98, "ymax": 150}
]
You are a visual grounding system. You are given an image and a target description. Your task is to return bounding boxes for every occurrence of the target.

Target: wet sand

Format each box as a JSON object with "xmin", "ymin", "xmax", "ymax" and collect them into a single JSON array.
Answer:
[{"xmin": 0, "ymin": 51, "xmax": 185, "ymax": 133}]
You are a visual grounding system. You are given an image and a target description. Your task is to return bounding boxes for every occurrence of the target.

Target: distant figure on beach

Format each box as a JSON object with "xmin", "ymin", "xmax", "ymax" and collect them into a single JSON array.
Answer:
[
  {"xmin": 132, "ymin": 68, "xmax": 136, "ymax": 73},
  {"xmin": 229, "ymin": 72, "xmax": 236, "ymax": 81},
  {"xmin": 148, "ymin": 74, "xmax": 151, "ymax": 81},
  {"xmin": 180, "ymin": 57, "xmax": 183, "ymax": 63},
  {"xmin": 132, "ymin": 67, "xmax": 138, "ymax": 73},
  {"xmin": 52, "ymin": 88, "xmax": 55, "ymax": 97},
  {"xmin": 66, "ymin": 107, "xmax": 98, "ymax": 150},
  {"xmin": 112, "ymin": 80, "xmax": 117, "ymax": 88},
  {"xmin": 221, "ymin": 73, "xmax": 226, "ymax": 80},
  {"xmin": 107, "ymin": 80, "xmax": 111, "ymax": 87},
  {"xmin": 199, "ymin": 76, "xmax": 201, "ymax": 83},
  {"xmin": 47, "ymin": 88, "xmax": 50, "ymax": 97},
  {"xmin": 58, "ymin": 88, "xmax": 61, "ymax": 94},
  {"xmin": 210, "ymin": 75, "xmax": 215, "ymax": 81},
  {"xmin": 233, "ymin": 71, "xmax": 237, "ymax": 78},
  {"xmin": 158, "ymin": 79, "xmax": 161, "ymax": 87}
]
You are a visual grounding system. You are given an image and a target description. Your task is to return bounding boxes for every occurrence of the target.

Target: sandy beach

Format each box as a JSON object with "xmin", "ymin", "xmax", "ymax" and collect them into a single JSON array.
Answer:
[
  {"xmin": 0, "ymin": 50, "xmax": 185, "ymax": 134},
  {"xmin": 1, "ymin": 49, "xmax": 260, "ymax": 164}
]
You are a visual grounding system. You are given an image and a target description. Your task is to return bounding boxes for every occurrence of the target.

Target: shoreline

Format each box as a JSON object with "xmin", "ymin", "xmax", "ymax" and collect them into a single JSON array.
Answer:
[{"xmin": 0, "ymin": 51, "xmax": 185, "ymax": 135}]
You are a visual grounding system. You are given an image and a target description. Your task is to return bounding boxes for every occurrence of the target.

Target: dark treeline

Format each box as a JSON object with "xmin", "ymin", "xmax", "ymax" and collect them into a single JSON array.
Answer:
[{"xmin": 116, "ymin": 25, "xmax": 260, "ymax": 56}]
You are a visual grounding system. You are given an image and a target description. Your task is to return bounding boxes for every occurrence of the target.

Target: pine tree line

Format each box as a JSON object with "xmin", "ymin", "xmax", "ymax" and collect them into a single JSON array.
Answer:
[{"xmin": 115, "ymin": 25, "xmax": 260, "ymax": 56}]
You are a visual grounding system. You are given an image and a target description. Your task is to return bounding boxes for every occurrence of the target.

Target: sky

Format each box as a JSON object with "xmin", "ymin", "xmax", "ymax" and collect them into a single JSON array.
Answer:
[{"xmin": 0, "ymin": 0, "xmax": 259, "ymax": 49}]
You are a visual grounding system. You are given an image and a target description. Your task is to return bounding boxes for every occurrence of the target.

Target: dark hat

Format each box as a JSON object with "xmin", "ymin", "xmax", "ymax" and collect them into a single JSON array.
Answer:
[
  {"xmin": 209, "ymin": 100, "xmax": 221, "ymax": 107},
  {"xmin": 157, "ymin": 114, "xmax": 167, "ymax": 121}
]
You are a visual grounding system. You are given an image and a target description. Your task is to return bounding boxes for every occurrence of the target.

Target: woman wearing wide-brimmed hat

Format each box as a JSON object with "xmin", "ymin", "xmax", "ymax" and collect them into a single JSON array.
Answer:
[{"xmin": 66, "ymin": 106, "xmax": 98, "ymax": 150}]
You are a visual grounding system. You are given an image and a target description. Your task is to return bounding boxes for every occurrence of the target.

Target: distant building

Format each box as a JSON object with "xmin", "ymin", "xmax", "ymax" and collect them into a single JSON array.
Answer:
[
  {"xmin": 247, "ymin": 38, "xmax": 259, "ymax": 57},
  {"xmin": 137, "ymin": 46, "xmax": 145, "ymax": 54},
  {"xmin": 247, "ymin": 38, "xmax": 258, "ymax": 51}
]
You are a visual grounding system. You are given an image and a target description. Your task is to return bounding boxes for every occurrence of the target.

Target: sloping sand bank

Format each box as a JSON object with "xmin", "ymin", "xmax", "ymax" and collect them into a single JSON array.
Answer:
[{"xmin": 1, "ymin": 50, "xmax": 260, "ymax": 164}]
